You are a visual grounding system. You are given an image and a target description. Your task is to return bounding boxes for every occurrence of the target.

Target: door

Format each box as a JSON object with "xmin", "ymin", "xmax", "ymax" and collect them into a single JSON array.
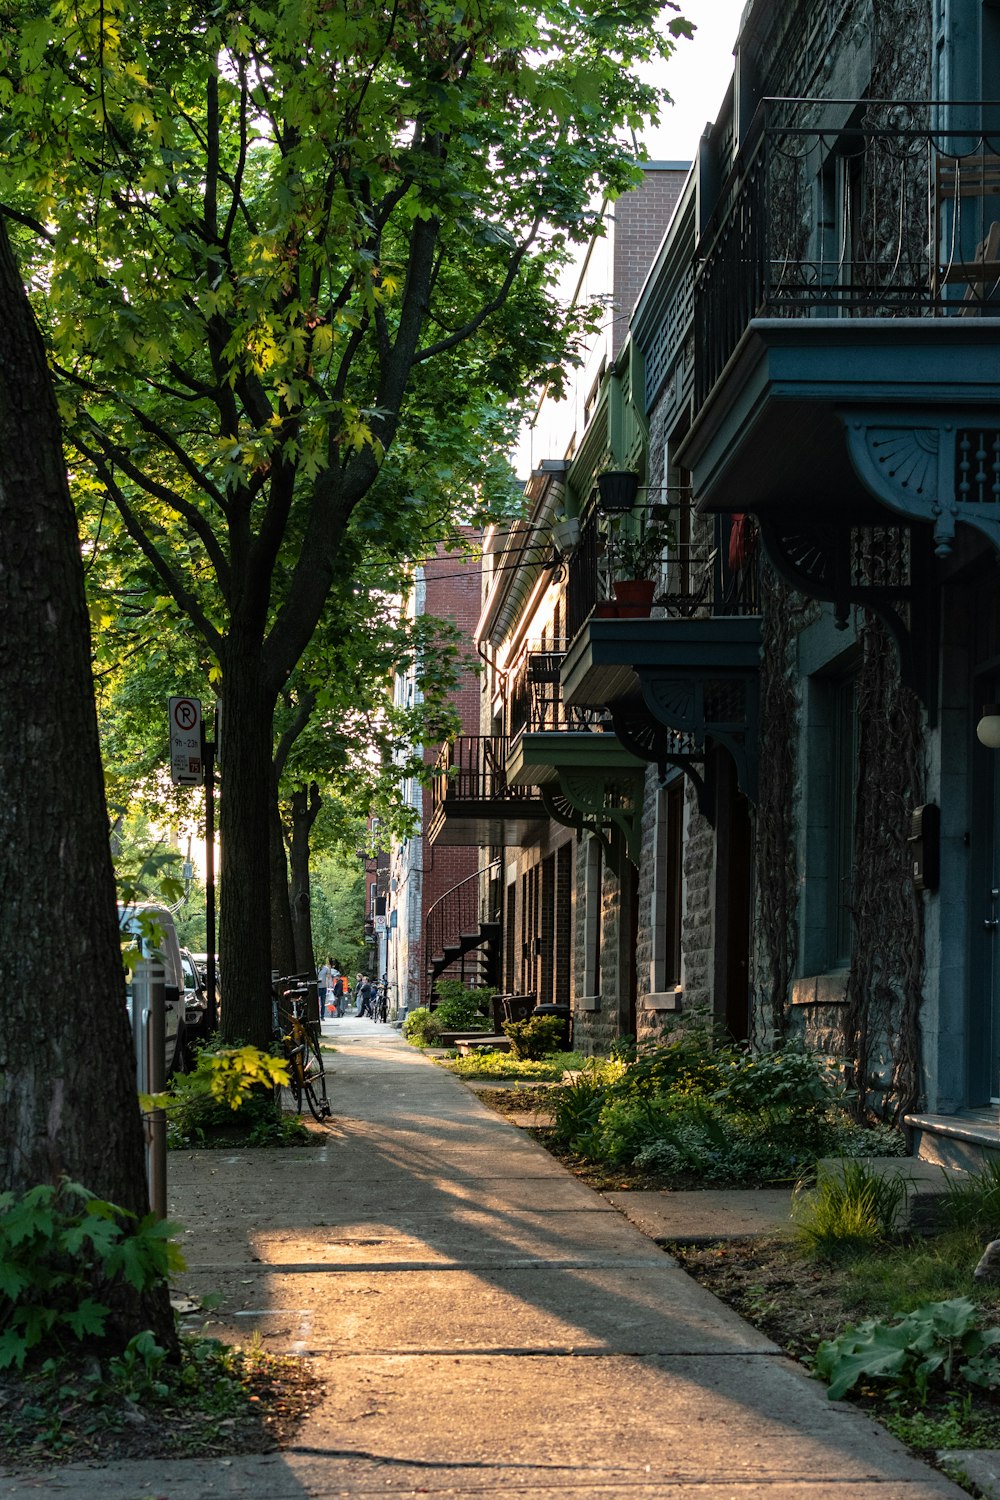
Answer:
[{"xmin": 971, "ymin": 712, "xmax": 1000, "ymax": 1104}]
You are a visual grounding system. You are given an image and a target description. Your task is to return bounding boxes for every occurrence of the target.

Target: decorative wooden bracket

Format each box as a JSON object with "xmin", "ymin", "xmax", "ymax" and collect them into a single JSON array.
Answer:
[
  {"xmin": 540, "ymin": 766, "xmax": 645, "ymax": 879},
  {"xmin": 843, "ymin": 415, "xmax": 1000, "ymax": 560},
  {"xmin": 758, "ymin": 514, "xmax": 940, "ymax": 725}
]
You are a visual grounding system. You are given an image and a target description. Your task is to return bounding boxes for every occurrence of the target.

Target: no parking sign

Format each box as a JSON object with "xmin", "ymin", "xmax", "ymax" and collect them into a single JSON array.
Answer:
[{"xmin": 168, "ymin": 696, "xmax": 204, "ymax": 786}]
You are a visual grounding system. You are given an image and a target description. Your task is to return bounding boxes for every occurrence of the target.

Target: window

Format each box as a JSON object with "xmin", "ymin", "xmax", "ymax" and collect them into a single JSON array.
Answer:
[
  {"xmin": 650, "ymin": 780, "xmax": 684, "ymax": 994},
  {"xmin": 582, "ymin": 837, "xmax": 603, "ymax": 999}
]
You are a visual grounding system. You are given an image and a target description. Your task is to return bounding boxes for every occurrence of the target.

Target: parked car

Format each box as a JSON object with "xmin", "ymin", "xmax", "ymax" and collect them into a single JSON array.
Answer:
[
  {"xmin": 179, "ymin": 946, "xmax": 209, "ymax": 1032},
  {"xmin": 119, "ymin": 903, "xmax": 188, "ymax": 1078},
  {"xmin": 190, "ymin": 952, "xmax": 221, "ymax": 1025}
]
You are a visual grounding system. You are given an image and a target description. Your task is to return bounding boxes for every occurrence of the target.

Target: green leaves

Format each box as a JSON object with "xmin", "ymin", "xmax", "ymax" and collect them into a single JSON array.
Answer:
[
  {"xmin": 0, "ymin": 1179, "xmax": 184, "ymax": 1371},
  {"xmin": 812, "ymin": 1299, "xmax": 1000, "ymax": 1403}
]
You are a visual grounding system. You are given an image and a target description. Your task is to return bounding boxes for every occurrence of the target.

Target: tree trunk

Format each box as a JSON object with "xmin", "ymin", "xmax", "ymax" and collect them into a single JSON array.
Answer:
[
  {"xmin": 268, "ymin": 781, "xmax": 296, "ymax": 981},
  {"xmin": 217, "ymin": 646, "xmax": 274, "ymax": 1049},
  {"xmin": 0, "ymin": 217, "xmax": 176, "ymax": 1354},
  {"xmin": 289, "ymin": 783, "xmax": 321, "ymax": 982}
]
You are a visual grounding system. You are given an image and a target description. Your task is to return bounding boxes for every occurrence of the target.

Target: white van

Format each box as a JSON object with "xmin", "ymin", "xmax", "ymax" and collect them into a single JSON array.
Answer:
[{"xmin": 119, "ymin": 904, "xmax": 188, "ymax": 1077}]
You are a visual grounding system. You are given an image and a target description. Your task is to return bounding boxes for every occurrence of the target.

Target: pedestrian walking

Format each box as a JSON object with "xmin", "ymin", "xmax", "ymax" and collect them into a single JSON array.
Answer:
[
  {"xmin": 357, "ymin": 975, "xmax": 374, "ymax": 1018},
  {"xmin": 318, "ymin": 957, "xmax": 337, "ymax": 1018}
]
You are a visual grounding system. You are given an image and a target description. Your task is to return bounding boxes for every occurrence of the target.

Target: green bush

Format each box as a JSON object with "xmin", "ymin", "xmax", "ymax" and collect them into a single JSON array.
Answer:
[
  {"xmin": 794, "ymin": 1161, "xmax": 909, "ymax": 1260},
  {"xmin": 546, "ymin": 1037, "xmax": 902, "ymax": 1186},
  {"xmin": 432, "ymin": 979, "xmax": 495, "ymax": 1031},
  {"xmin": 163, "ymin": 1044, "xmax": 304, "ymax": 1148},
  {"xmin": 0, "ymin": 1179, "xmax": 183, "ymax": 1371},
  {"xmin": 403, "ymin": 1006, "xmax": 442, "ymax": 1047},
  {"xmin": 938, "ymin": 1155, "xmax": 1000, "ymax": 1236},
  {"xmin": 502, "ymin": 1014, "xmax": 565, "ymax": 1060}
]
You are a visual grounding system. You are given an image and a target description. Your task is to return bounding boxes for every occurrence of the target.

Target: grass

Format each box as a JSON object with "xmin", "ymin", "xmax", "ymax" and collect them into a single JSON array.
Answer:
[
  {"xmin": 438, "ymin": 1049, "xmax": 587, "ymax": 1081},
  {"xmin": 792, "ymin": 1161, "xmax": 909, "ymax": 1259}
]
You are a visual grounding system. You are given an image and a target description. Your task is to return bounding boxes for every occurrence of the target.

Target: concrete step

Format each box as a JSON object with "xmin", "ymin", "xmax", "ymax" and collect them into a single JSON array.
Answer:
[
  {"xmin": 904, "ymin": 1109, "xmax": 1000, "ymax": 1174},
  {"xmin": 455, "ymin": 1035, "xmax": 512, "ymax": 1055}
]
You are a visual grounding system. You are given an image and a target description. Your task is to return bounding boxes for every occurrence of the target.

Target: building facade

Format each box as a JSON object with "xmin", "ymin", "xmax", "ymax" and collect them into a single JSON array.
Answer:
[{"xmin": 429, "ymin": 0, "xmax": 1000, "ymax": 1162}]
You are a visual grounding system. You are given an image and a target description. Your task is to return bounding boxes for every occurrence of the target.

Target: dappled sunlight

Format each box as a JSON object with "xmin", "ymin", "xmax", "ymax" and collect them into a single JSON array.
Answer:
[{"xmin": 165, "ymin": 1035, "xmax": 959, "ymax": 1495}]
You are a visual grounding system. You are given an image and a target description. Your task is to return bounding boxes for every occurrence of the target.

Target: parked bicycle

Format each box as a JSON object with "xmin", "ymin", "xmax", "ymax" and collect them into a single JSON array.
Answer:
[
  {"xmin": 371, "ymin": 977, "xmax": 390, "ymax": 1024},
  {"xmin": 271, "ymin": 974, "xmax": 331, "ymax": 1121}
]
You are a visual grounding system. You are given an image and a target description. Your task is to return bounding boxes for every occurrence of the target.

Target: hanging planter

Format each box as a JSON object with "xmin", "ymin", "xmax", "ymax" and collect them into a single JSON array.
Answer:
[{"xmin": 596, "ymin": 470, "xmax": 640, "ymax": 513}]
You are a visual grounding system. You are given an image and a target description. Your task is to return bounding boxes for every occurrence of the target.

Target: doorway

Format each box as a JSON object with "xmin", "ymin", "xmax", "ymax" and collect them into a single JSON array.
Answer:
[{"xmin": 970, "ymin": 681, "xmax": 1000, "ymax": 1104}]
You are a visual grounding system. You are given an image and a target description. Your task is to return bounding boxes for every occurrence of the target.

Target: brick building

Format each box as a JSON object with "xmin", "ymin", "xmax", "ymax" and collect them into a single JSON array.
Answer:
[{"xmin": 382, "ymin": 542, "xmax": 483, "ymax": 1014}]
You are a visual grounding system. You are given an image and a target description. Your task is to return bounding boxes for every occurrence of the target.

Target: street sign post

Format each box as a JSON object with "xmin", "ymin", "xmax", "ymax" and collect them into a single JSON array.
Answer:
[{"xmin": 168, "ymin": 696, "xmax": 204, "ymax": 786}]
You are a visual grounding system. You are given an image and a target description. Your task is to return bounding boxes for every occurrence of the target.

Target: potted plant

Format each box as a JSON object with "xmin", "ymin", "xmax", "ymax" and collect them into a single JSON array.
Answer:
[{"xmin": 611, "ymin": 521, "xmax": 670, "ymax": 615}]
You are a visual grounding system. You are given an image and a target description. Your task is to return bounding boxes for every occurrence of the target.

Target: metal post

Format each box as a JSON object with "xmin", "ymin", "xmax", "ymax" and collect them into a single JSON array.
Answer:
[
  {"xmin": 145, "ymin": 962, "xmax": 167, "ymax": 1220},
  {"xmin": 203, "ymin": 728, "xmax": 218, "ymax": 1032},
  {"xmin": 133, "ymin": 958, "xmax": 168, "ymax": 1219}
]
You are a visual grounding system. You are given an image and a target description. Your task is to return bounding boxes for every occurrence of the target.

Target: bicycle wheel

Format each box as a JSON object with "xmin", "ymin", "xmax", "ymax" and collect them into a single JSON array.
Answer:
[
  {"xmin": 300, "ymin": 1028, "xmax": 331, "ymax": 1121},
  {"xmin": 288, "ymin": 1047, "xmax": 306, "ymax": 1114}
]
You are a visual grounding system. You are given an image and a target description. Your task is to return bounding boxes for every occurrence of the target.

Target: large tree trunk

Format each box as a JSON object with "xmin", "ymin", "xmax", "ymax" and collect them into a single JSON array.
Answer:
[
  {"xmin": 0, "ymin": 217, "xmax": 176, "ymax": 1353},
  {"xmin": 217, "ymin": 645, "xmax": 274, "ymax": 1049},
  {"xmin": 289, "ymin": 783, "xmax": 321, "ymax": 982}
]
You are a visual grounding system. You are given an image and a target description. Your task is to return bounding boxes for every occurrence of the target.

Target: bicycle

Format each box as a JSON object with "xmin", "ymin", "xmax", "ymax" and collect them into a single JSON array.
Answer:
[
  {"xmin": 272, "ymin": 976, "xmax": 331, "ymax": 1121},
  {"xmin": 371, "ymin": 979, "xmax": 389, "ymax": 1025}
]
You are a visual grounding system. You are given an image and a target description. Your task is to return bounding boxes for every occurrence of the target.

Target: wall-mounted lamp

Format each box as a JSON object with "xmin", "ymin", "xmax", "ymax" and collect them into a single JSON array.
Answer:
[
  {"xmin": 596, "ymin": 470, "xmax": 640, "ymax": 513},
  {"xmin": 977, "ymin": 704, "xmax": 1000, "ymax": 749}
]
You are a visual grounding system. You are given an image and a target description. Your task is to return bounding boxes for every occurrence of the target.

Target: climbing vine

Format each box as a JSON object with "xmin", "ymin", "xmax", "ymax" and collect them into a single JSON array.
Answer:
[
  {"xmin": 753, "ymin": 565, "xmax": 805, "ymax": 1044},
  {"xmin": 843, "ymin": 612, "xmax": 925, "ymax": 1122}
]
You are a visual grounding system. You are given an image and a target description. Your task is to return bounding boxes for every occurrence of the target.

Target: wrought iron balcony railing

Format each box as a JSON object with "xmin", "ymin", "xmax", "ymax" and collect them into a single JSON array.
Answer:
[
  {"xmin": 565, "ymin": 504, "xmax": 760, "ymax": 642},
  {"xmin": 430, "ymin": 735, "xmax": 539, "ymax": 820},
  {"xmin": 506, "ymin": 644, "xmax": 605, "ymax": 738},
  {"xmin": 695, "ymin": 98, "xmax": 1000, "ymax": 406}
]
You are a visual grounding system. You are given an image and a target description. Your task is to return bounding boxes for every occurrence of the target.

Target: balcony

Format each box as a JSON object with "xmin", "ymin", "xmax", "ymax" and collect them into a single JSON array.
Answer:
[
  {"xmin": 678, "ymin": 98, "xmax": 1000, "ymax": 562},
  {"xmin": 501, "ymin": 646, "xmax": 646, "ymax": 872},
  {"xmin": 560, "ymin": 505, "xmax": 762, "ymax": 810},
  {"xmin": 427, "ymin": 735, "xmax": 546, "ymax": 846}
]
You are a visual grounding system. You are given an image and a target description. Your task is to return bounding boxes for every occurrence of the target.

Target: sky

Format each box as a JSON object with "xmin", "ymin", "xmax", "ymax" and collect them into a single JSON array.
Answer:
[{"xmin": 642, "ymin": 0, "xmax": 746, "ymax": 163}]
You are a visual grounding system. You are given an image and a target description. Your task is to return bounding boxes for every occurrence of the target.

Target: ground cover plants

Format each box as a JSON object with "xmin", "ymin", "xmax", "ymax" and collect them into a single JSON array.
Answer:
[
  {"xmin": 441, "ymin": 1050, "xmax": 586, "ymax": 1082},
  {"xmin": 547, "ymin": 1033, "xmax": 904, "ymax": 1187},
  {"xmin": 670, "ymin": 1157, "xmax": 1000, "ymax": 1471},
  {"xmin": 0, "ymin": 1179, "xmax": 322, "ymax": 1469}
]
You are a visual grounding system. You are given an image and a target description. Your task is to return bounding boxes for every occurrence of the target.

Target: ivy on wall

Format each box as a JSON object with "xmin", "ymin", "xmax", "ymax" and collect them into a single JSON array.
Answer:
[
  {"xmin": 843, "ymin": 612, "xmax": 925, "ymax": 1122},
  {"xmin": 753, "ymin": 566, "xmax": 804, "ymax": 1043}
]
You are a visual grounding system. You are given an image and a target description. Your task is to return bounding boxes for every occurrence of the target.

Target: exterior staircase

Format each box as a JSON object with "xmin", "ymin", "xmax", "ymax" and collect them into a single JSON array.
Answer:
[{"xmin": 424, "ymin": 859, "xmax": 501, "ymax": 1007}]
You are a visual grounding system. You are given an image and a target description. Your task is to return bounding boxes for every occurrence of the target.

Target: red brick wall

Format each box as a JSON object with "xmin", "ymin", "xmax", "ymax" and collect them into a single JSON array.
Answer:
[
  {"xmin": 415, "ymin": 542, "xmax": 483, "ymax": 997},
  {"xmin": 612, "ymin": 167, "xmax": 687, "ymax": 358}
]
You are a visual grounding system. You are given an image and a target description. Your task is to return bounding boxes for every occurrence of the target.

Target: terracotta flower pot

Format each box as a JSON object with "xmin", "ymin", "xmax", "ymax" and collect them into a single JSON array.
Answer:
[{"xmin": 612, "ymin": 578, "xmax": 655, "ymax": 617}]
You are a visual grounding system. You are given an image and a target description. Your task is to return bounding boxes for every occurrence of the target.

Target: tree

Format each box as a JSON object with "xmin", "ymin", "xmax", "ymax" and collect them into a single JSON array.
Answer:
[
  {"xmin": 0, "ymin": 214, "xmax": 176, "ymax": 1352},
  {"xmin": 1, "ymin": 0, "xmax": 691, "ymax": 1046}
]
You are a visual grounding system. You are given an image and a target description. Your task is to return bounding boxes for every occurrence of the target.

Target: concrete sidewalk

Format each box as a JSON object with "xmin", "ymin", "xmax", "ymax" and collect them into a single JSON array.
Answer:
[{"xmin": 0, "ymin": 1033, "xmax": 968, "ymax": 1498}]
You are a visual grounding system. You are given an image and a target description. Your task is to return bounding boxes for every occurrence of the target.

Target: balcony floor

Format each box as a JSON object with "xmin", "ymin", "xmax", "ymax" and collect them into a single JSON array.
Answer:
[{"xmin": 679, "ymin": 316, "xmax": 1000, "ymax": 520}]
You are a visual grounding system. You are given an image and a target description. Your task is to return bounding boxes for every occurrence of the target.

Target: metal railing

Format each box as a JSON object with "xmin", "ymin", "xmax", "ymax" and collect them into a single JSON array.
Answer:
[
  {"xmin": 424, "ymin": 858, "xmax": 501, "ymax": 978},
  {"xmin": 506, "ymin": 645, "xmax": 605, "ymax": 738},
  {"xmin": 694, "ymin": 98, "xmax": 1000, "ymax": 405},
  {"xmin": 430, "ymin": 734, "xmax": 534, "ymax": 822},
  {"xmin": 565, "ymin": 503, "xmax": 760, "ymax": 638}
]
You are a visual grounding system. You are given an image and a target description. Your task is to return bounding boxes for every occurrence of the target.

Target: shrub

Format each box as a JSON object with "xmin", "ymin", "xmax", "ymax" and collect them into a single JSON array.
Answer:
[
  {"xmin": 503, "ymin": 1014, "xmax": 565, "ymax": 1060},
  {"xmin": 0, "ymin": 1179, "xmax": 183, "ymax": 1371},
  {"xmin": 794, "ymin": 1160, "xmax": 909, "ymax": 1260},
  {"xmin": 162, "ymin": 1044, "xmax": 302, "ymax": 1148},
  {"xmin": 432, "ymin": 979, "xmax": 495, "ymax": 1031},
  {"xmin": 403, "ymin": 1007, "xmax": 442, "ymax": 1047}
]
